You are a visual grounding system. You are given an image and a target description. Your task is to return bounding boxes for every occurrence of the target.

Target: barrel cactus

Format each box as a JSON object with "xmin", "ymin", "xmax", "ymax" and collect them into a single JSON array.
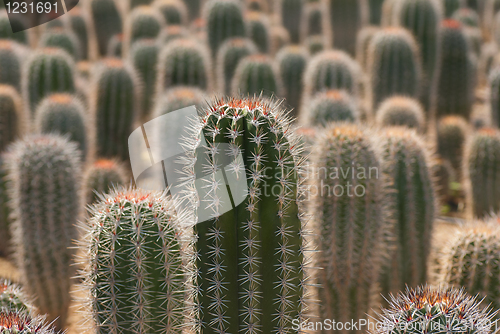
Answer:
[
  {"xmin": 0, "ymin": 279, "xmax": 34, "ymax": 313},
  {"xmin": 154, "ymin": 0, "xmax": 188, "ymax": 26},
  {"xmin": 68, "ymin": 7, "xmax": 90, "ymax": 60},
  {"xmin": 90, "ymin": 0, "xmax": 123, "ymax": 56},
  {"xmin": 6, "ymin": 134, "xmax": 81, "ymax": 329},
  {"xmin": 269, "ymin": 25, "xmax": 291, "ymax": 56},
  {"xmin": 437, "ymin": 115, "xmax": 468, "ymax": 176},
  {"xmin": 326, "ymin": 0, "xmax": 367, "ymax": 55},
  {"xmin": 231, "ymin": 54, "xmax": 283, "ymax": 98},
  {"xmin": 303, "ymin": 89, "xmax": 359, "ymax": 126},
  {"xmin": 39, "ymin": 28, "xmax": 82, "ymax": 60},
  {"xmin": 279, "ymin": 0, "xmax": 303, "ymax": 43},
  {"xmin": 369, "ymin": 0, "xmax": 385, "ymax": 25},
  {"xmin": 107, "ymin": 34, "xmax": 124, "ymax": 58},
  {"xmin": 0, "ymin": 40, "xmax": 22, "ymax": 91},
  {"xmin": 453, "ymin": 7, "xmax": 480, "ymax": 27},
  {"xmin": 433, "ymin": 157, "xmax": 454, "ymax": 207},
  {"xmin": 83, "ymin": 159, "xmax": 127, "ymax": 204},
  {"xmin": 375, "ymin": 96, "xmax": 425, "ymax": 132},
  {"xmin": 305, "ymin": 35, "xmax": 327, "ymax": 55},
  {"xmin": 125, "ymin": 6, "xmax": 165, "ymax": 52},
  {"xmin": 0, "ymin": 11, "xmax": 28, "ymax": 45},
  {"xmin": 246, "ymin": 11, "xmax": 270, "ymax": 53}
]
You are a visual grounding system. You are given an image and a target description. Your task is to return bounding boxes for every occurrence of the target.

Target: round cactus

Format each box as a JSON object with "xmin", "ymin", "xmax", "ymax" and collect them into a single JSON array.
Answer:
[
  {"xmin": 159, "ymin": 24, "xmax": 189, "ymax": 45},
  {"xmin": 327, "ymin": 0, "xmax": 367, "ymax": 55},
  {"xmin": 301, "ymin": 1, "xmax": 325, "ymax": 40},
  {"xmin": 125, "ymin": 6, "xmax": 165, "ymax": 52},
  {"xmin": 356, "ymin": 26, "xmax": 379, "ymax": 71},
  {"xmin": 0, "ymin": 40, "xmax": 22, "ymax": 92},
  {"xmin": 0, "ymin": 11, "xmax": 28, "ymax": 45},
  {"xmin": 90, "ymin": 0, "xmax": 123, "ymax": 56},
  {"xmin": 83, "ymin": 159, "xmax": 127, "ymax": 204},
  {"xmin": 231, "ymin": 54, "xmax": 283, "ymax": 98},
  {"xmin": 185, "ymin": 0, "xmax": 202, "ymax": 20},
  {"xmin": 453, "ymin": 7, "xmax": 480, "ymax": 26},
  {"xmin": 246, "ymin": 11, "xmax": 270, "ymax": 53},
  {"xmin": 444, "ymin": 0, "xmax": 465, "ymax": 17},
  {"xmin": 39, "ymin": 28, "xmax": 82, "ymax": 61},
  {"xmin": 279, "ymin": 0, "xmax": 303, "ymax": 43},
  {"xmin": 68, "ymin": 7, "xmax": 90, "ymax": 60},
  {"xmin": 304, "ymin": 89, "xmax": 359, "ymax": 126},
  {"xmin": 154, "ymin": 0, "xmax": 188, "ymax": 26},
  {"xmin": 0, "ymin": 311, "xmax": 59, "ymax": 334},
  {"xmin": 0, "ymin": 279, "xmax": 34, "ymax": 313},
  {"xmin": 375, "ymin": 96, "xmax": 425, "ymax": 132},
  {"xmin": 437, "ymin": 115, "xmax": 468, "ymax": 176},
  {"xmin": 152, "ymin": 86, "xmax": 207, "ymax": 117}
]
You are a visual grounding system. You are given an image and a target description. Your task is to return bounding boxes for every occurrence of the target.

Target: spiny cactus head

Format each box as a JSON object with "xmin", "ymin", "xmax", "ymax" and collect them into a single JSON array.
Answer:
[
  {"xmin": 232, "ymin": 54, "xmax": 283, "ymax": 97},
  {"xmin": 306, "ymin": 89, "xmax": 358, "ymax": 126},
  {"xmin": 0, "ymin": 279, "xmax": 34, "ymax": 314},
  {"xmin": 0, "ymin": 311, "xmax": 59, "ymax": 334},
  {"xmin": 39, "ymin": 27, "xmax": 81, "ymax": 60},
  {"xmin": 153, "ymin": 0, "xmax": 188, "ymax": 26},
  {"xmin": 369, "ymin": 26, "xmax": 420, "ymax": 56},
  {"xmin": 376, "ymin": 96, "xmax": 425, "ymax": 132}
]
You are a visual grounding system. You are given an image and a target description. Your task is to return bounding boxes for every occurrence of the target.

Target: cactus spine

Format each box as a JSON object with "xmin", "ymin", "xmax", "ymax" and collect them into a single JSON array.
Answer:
[
  {"xmin": 276, "ymin": 46, "xmax": 308, "ymax": 117},
  {"xmin": 154, "ymin": 0, "xmax": 188, "ymax": 26},
  {"xmin": 246, "ymin": 12, "xmax": 270, "ymax": 53},
  {"xmin": 326, "ymin": 0, "xmax": 367, "ymax": 55},
  {"xmin": 90, "ymin": 0, "xmax": 123, "ymax": 56},
  {"xmin": 68, "ymin": 7, "xmax": 90, "ymax": 60},
  {"xmin": 368, "ymin": 27, "xmax": 422, "ymax": 111},
  {"xmin": 304, "ymin": 89, "xmax": 358, "ymax": 126},
  {"xmin": 312, "ymin": 124, "xmax": 389, "ymax": 333},
  {"xmin": 83, "ymin": 159, "xmax": 127, "ymax": 204},
  {"xmin": 0, "ymin": 41, "xmax": 21, "ymax": 92},
  {"xmin": 40, "ymin": 28, "xmax": 82, "ymax": 61},
  {"xmin": 375, "ymin": 96, "xmax": 425, "ymax": 132},
  {"xmin": 185, "ymin": 97, "xmax": 309, "ymax": 333},
  {"xmin": 6, "ymin": 134, "xmax": 81, "ymax": 329},
  {"xmin": 80, "ymin": 188, "xmax": 188, "ymax": 333},
  {"xmin": 231, "ymin": 54, "xmax": 283, "ymax": 97},
  {"xmin": 437, "ymin": 115, "xmax": 468, "ymax": 176},
  {"xmin": 279, "ymin": 0, "xmax": 303, "ymax": 43}
]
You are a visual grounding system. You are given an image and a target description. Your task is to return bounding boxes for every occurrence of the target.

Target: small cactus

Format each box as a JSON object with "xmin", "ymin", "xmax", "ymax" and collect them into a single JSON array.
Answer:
[
  {"xmin": 0, "ymin": 85, "xmax": 26, "ymax": 153},
  {"xmin": 369, "ymin": 0, "xmax": 385, "ymax": 25},
  {"xmin": 185, "ymin": 0, "xmax": 202, "ymax": 20},
  {"xmin": 0, "ymin": 311, "xmax": 59, "ymax": 334},
  {"xmin": 0, "ymin": 11, "xmax": 28, "ymax": 45},
  {"xmin": 68, "ymin": 7, "xmax": 90, "ymax": 60},
  {"xmin": 326, "ymin": 0, "xmax": 367, "ymax": 55},
  {"xmin": 246, "ymin": 11, "xmax": 270, "ymax": 53},
  {"xmin": 304, "ymin": 35, "xmax": 326, "ymax": 55},
  {"xmin": 0, "ymin": 40, "xmax": 22, "ymax": 92},
  {"xmin": 90, "ymin": 0, "xmax": 123, "ymax": 56},
  {"xmin": 356, "ymin": 26, "xmax": 379, "ymax": 71},
  {"xmin": 83, "ymin": 159, "xmax": 127, "ymax": 204},
  {"xmin": 303, "ymin": 89, "xmax": 358, "ymax": 126},
  {"xmin": 437, "ymin": 115, "xmax": 468, "ymax": 176},
  {"xmin": 0, "ymin": 279, "xmax": 33, "ymax": 313},
  {"xmin": 279, "ymin": 0, "xmax": 303, "ymax": 43},
  {"xmin": 159, "ymin": 24, "xmax": 189, "ymax": 44},
  {"xmin": 444, "ymin": 0, "xmax": 465, "ymax": 17},
  {"xmin": 231, "ymin": 54, "xmax": 283, "ymax": 97},
  {"xmin": 154, "ymin": 0, "xmax": 188, "ymax": 26},
  {"xmin": 6, "ymin": 134, "xmax": 81, "ymax": 329},
  {"xmin": 39, "ymin": 28, "xmax": 82, "ymax": 61},
  {"xmin": 124, "ymin": 6, "xmax": 165, "ymax": 53},
  {"xmin": 375, "ymin": 96, "xmax": 425, "ymax": 132},
  {"xmin": 301, "ymin": 1, "xmax": 325, "ymax": 40},
  {"xmin": 152, "ymin": 86, "xmax": 207, "ymax": 117},
  {"xmin": 107, "ymin": 34, "xmax": 124, "ymax": 57},
  {"xmin": 433, "ymin": 157, "xmax": 454, "ymax": 207},
  {"xmin": 488, "ymin": 66, "xmax": 500, "ymax": 127}
]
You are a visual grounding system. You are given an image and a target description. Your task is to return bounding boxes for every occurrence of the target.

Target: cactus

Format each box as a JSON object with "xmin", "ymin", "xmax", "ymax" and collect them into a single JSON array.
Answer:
[
  {"xmin": 433, "ymin": 157, "xmax": 454, "ymax": 207},
  {"xmin": 464, "ymin": 128, "xmax": 500, "ymax": 218},
  {"xmin": 368, "ymin": 27, "xmax": 422, "ymax": 111},
  {"xmin": 312, "ymin": 124, "xmax": 389, "ymax": 331},
  {"xmin": 205, "ymin": 0, "xmax": 246, "ymax": 58},
  {"xmin": 79, "ymin": 187, "xmax": 188, "ymax": 333},
  {"xmin": 304, "ymin": 89, "xmax": 358, "ymax": 126},
  {"xmin": 83, "ymin": 159, "xmax": 127, "ymax": 204},
  {"xmin": 269, "ymin": 25, "xmax": 290, "ymax": 56},
  {"xmin": 152, "ymin": 86, "xmax": 207, "ymax": 117},
  {"xmin": 444, "ymin": 0, "xmax": 464, "ymax": 17},
  {"xmin": 216, "ymin": 38, "xmax": 258, "ymax": 95},
  {"xmin": 478, "ymin": 43, "xmax": 497, "ymax": 87},
  {"xmin": 68, "ymin": 7, "xmax": 90, "ymax": 60},
  {"xmin": 0, "ymin": 279, "xmax": 34, "ymax": 313},
  {"xmin": 23, "ymin": 48, "xmax": 76, "ymax": 116},
  {"xmin": 433, "ymin": 19, "xmax": 475, "ymax": 119},
  {"xmin": 279, "ymin": 0, "xmax": 303, "ymax": 43},
  {"xmin": 375, "ymin": 96, "xmax": 425, "ymax": 132},
  {"xmin": 326, "ymin": 0, "xmax": 367, "ymax": 55},
  {"xmin": 453, "ymin": 7, "xmax": 480, "ymax": 26},
  {"xmin": 154, "ymin": 0, "xmax": 188, "ymax": 26},
  {"xmin": 6, "ymin": 134, "xmax": 81, "ymax": 329},
  {"xmin": 159, "ymin": 25, "xmax": 189, "ymax": 44},
  {"xmin": 381, "ymin": 0, "xmax": 400, "ymax": 26},
  {"xmin": 372, "ymin": 286, "xmax": 494, "ymax": 334},
  {"xmin": 184, "ymin": 96, "xmax": 309, "ymax": 334},
  {"xmin": 0, "ymin": 11, "xmax": 28, "ymax": 45},
  {"xmin": 276, "ymin": 45, "xmax": 308, "ymax": 117},
  {"xmin": 356, "ymin": 26, "xmax": 379, "ymax": 71},
  {"xmin": 34, "ymin": 94, "xmax": 88, "ymax": 159},
  {"xmin": 231, "ymin": 54, "xmax": 283, "ymax": 97},
  {"xmin": 464, "ymin": 26, "xmax": 482, "ymax": 58},
  {"xmin": 92, "ymin": 58, "xmax": 138, "ymax": 161},
  {"xmin": 378, "ymin": 128, "xmax": 435, "ymax": 295},
  {"xmin": 0, "ymin": 41, "xmax": 21, "ymax": 92},
  {"xmin": 130, "ymin": 0, "xmax": 154, "ymax": 9},
  {"xmin": 437, "ymin": 115, "xmax": 468, "ymax": 176},
  {"xmin": 39, "ymin": 28, "xmax": 82, "ymax": 60},
  {"xmin": 489, "ymin": 66, "xmax": 500, "ymax": 127},
  {"xmin": 305, "ymin": 35, "xmax": 326, "ymax": 55},
  {"xmin": 125, "ymin": 6, "xmax": 165, "ymax": 52},
  {"xmin": 369, "ymin": 0, "xmax": 385, "ymax": 25},
  {"xmin": 0, "ymin": 311, "xmax": 59, "ymax": 334},
  {"xmin": 90, "ymin": 0, "xmax": 123, "ymax": 56},
  {"xmin": 185, "ymin": 0, "xmax": 202, "ymax": 20},
  {"xmin": 0, "ymin": 85, "xmax": 25, "ymax": 154},
  {"xmin": 130, "ymin": 39, "xmax": 160, "ymax": 119},
  {"xmin": 246, "ymin": 11, "xmax": 270, "ymax": 53},
  {"xmin": 107, "ymin": 34, "xmax": 124, "ymax": 57},
  {"xmin": 301, "ymin": 1, "xmax": 324, "ymax": 39}
]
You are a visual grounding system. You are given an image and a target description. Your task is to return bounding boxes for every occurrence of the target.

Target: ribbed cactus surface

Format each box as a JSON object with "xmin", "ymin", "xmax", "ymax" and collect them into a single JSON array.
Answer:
[
  {"xmin": 231, "ymin": 54, "xmax": 282, "ymax": 97},
  {"xmin": 126, "ymin": 6, "xmax": 165, "ymax": 50},
  {"xmin": 437, "ymin": 115, "xmax": 468, "ymax": 175},
  {"xmin": 356, "ymin": 26, "xmax": 379, "ymax": 71},
  {"xmin": 375, "ymin": 96, "xmax": 425, "ymax": 132},
  {"xmin": 83, "ymin": 159, "xmax": 127, "ymax": 204},
  {"xmin": 302, "ymin": 1, "xmax": 324, "ymax": 39},
  {"xmin": 369, "ymin": 0, "xmax": 385, "ymax": 24},
  {"xmin": 276, "ymin": 46, "xmax": 308, "ymax": 117},
  {"xmin": 0, "ymin": 41, "xmax": 21, "ymax": 92},
  {"xmin": 279, "ymin": 0, "xmax": 303, "ymax": 43},
  {"xmin": 305, "ymin": 89, "xmax": 358, "ymax": 126},
  {"xmin": 80, "ymin": 188, "xmax": 188, "ymax": 333},
  {"xmin": 6, "ymin": 134, "xmax": 81, "ymax": 329},
  {"xmin": 0, "ymin": 279, "xmax": 33, "ymax": 313},
  {"xmin": 217, "ymin": 38, "xmax": 257, "ymax": 95},
  {"xmin": 90, "ymin": 0, "xmax": 123, "ymax": 56},
  {"xmin": 154, "ymin": 0, "xmax": 188, "ymax": 26}
]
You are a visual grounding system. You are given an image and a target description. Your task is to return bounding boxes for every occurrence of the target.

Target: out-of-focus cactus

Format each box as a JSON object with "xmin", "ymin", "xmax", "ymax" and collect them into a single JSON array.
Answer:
[
  {"xmin": 92, "ymin": 58, "xmax": 138, "ymax": 161},
  {"xmin": 90, "ymin": 0, "xmax": 123, "ymax": 56},
  {"xmin": 39, "ymin": 28, "xmax": 82, "ymax": 60},
  {"xmin": 326, "ymin": 0, "xmax": 367, "ymax": 55},
  {"xmin": 157, "ymin": 38, "xmax": 211, "ymax": 92},
  {"xmin": 489, "ymin": 66, "xmax": 500, "ymax": 127},
  {"xmin": 444, "ymin": 0, "xmax": 464, "ymax": 17},
  {"xmin": 381, "ymin": 0, "xmax": 400, "ymax": 26},
  {"xmin": 305, "ymin": 35, "xmax": 326, "ymax": 55},
  {"xmin": 465, "ymin": 128, "xmax": 500, "ymax": 218},
  {"xmin": 216, "ymin": 38, "xmax": 257, "ymax": 94},
  {"xmin": 79, "ymin": 187, "xmax": 189, "ymax": 333},
  {"xmin": 453, "ymin": 7, "xmax": 480, "ymax": 26},
  {"xmin": 433, "ymin": 157, "xmax": 454, "ymax": 207},
  {"xmin": 437, "ymin": 115, "xmax": 468, "ymax": 175},
  {"xmin": 378, "ymin": 128, "xmax": 435, "ymax": 295},
  {"xmin": 184, "ymin": 96, "xmax": 310, "ymax": 334},
  {"xmin": 205, "ymin": 0, "xmax": 246, "ymax": 58},
  {"xmin": 0, "ymin": 85, "xmax": 24, "ymax": 153},
  {"xmin": 23, "ymin": 48, "xmax": 76, "ymax": 116},
  {"xmin": 246, "ymin": 11, "xmax": 270, "ymax": 53},
  {"xmin": 125, "ymin": 6, "xmax": 165, "ymax": 53},
  {"xmin": 369, "ymin": 0, "xmax": 385, "ymax": 25},
  {"xmin": 152, "ymin": 86, "xmax": 207, "ymax": 117},
  {"xmin": 301, "ymin": 1, "xmax": 324, "ymax": 40},
  {"xmin": 185, "ymin": 0, "xmax": 202, "ymax": 20},
  {"xmin": 68, "ymin": 7, "xmax": 90, "ymax": 60},
  {"xmin": 159, "ymin": 24, "xmax": 189, "ymax": 44},
  {"xmin": 231, "ymin": 54, "xmax": 283, "ymax": 97},
  {"xmin": 83, "ymin": 159, "xmax": 127, "ymax": 204},
  {"xmin": 0, "ymin": 279, "xmax": 34, "ymax": 313},
  {"xmin": 107, "ymin": 34, "xmax": 124, "ymax": 57},
  {"xmin": 0, "ymin": 311, "xmax": 60, "ymax": 334},
  {"xmin": 433, "ymin": 19, "xmax": 475, "ymax": 119},
  {"xmin": 478, "ymin": 43, "xmax": 497, "ymax": 86},
  {"xmin": 0, "ymin": 41, "xmax": 21, "ymax": 91},
  {"xmin": 269, "ymin": 25, "xmax": 290, "ymax": 55},
  {"xmin": 279, "ymin": 0, "xmax": 303, "ymax": 43},
  {"xmin": 356, "ymin": 26, "xmax": 379, "ymax": 71},
  {"xmin": 154, "ymin": 0, "xmax": 188, "ymax": 26},
  {"xmin": 368, "ymin": 27, "xmax": 422, "ymax": 111},
  {"xmin": 130, "ymin": 0, "xmax": 154, "ymax": 9},
  {"xmin": 464, "ymin": 26, "xmax": 481, "ymax": 59},
  {"xmin": 0, "ymin": 11, "xmax": 28, "ymax": 45},
  {"xmin": 303, "ymin": 89, "xmax": 358, "ymax": 126},
  {"xmin": 312, "ymin": 124, "xmax": 389, "ymax": 332},
  {"xmin": 375, "ymin": 96, "xmax": 425, "ymax": 132},
  {"xmin": 6, "ymin": 134, "xmax": 81, "ymax": 329},
  {"xmin": 276, "ymin": 45, "xmax": 308, "ymax": 117},
  {"xmin": 130, "ymin": 39, "xmax": 160, "ymax": 119},
  {"xmin": 34, "ymin": 94, "xmax": 88, "ymax": 159},
  {"xmin": 0, "ymin": 159, "xmax": 8, "ymax": 258}
]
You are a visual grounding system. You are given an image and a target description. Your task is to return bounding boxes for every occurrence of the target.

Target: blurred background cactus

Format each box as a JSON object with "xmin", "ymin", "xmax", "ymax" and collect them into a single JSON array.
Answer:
[{"xmin": 83, "ymin": 159, "xmax": 127, "ymax": 204}]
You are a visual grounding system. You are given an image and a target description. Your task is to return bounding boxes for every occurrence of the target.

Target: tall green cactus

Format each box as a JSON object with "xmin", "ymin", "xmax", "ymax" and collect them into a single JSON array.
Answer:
[
  {"xmin": 80, "ymin": 187, "xmax": 188, "ymax": 333},
  {"xmin": 276, "ymin": 45, "xmax": 308, "ymax": 117},
  {"xmin": 92, "ymin": 58, "xmax": 138, "ymax": 161},
  {"xmin": 157, "ymin": 38, "xmax": 211, "ymax": 92},
  {"xmin": 125, "ymin": 6, "xmax": 165, "ymax": 51},
  {"xmin": 465, "ymin": 128, "xmax": 500, "ymax": 218},
  {"xmin": 0, "ymin": 11, "xmax": 28, "ymax": 45},
  {"xmin": 356, "ymin": 26, "xmax": 379, "ymax": 71},
  {"xmin": 489, "ymin": 66, "xmax": 500, "ymax": 127},
  {"xmin": 130, "ymin": 39, "xmax": 160, "ymax": 119},
  {"xmin": 83, "ymin": 159, "xmax": 127, "ymax": 205},
  {"xmin": 0, "ymin": 41, "xmax": 21, "ymax": 92},
  {"xmin": 369, "ymin": 0, "xmax": 385, "ymax": 25},
  {"xmin": 433, "ymin": 19, "xmax": 475, "ymax": 119},
  {"xmin": 327, "ymin": 0, "xmax": 367, "ymax": 55},
  {"xmin": 34, "ymin": 94, "xmax": 88, "ymax": 160},
  {"xmin": 6, "ymin": 134, "xmax": 81, "ymax": 329},
  {"xmin": 231, "ymin": 54, "xmax": 283, "ymax": 97},
  {"xmin": 216, "ymin": 38, "xmax": 257, "ymax": 95},
  {"xmin": 246, "ymin": 11, "xmax": 270, "ymax": 53},
  {"xmin": 152, "ymin": 86, "xmax": 207, "ymax": 116},
  {"xmin": 304, "ymin": 89, "xmax": 358, "ymax": 126},
  {"xmin": 444, "ymin": 0, "xmax": 464, "ymax": 17},
  {"xmin": 375, "ymin": 96, "xmax": 425, "ymax": 132},
  {"xmin": 279, "ymin": 0, "xmax": 303, "ymax": 43},
  {"xmin": 154, "ymin": 0, "xmax": 188, "ymax": 26},
  {"xmin": 0, "ymin": 279, "xmax": 34, "ymax": 313},
  {"xmin": 39, "ymin": 28, "xmax": 82, "ymax": 60},
  {"xmin": 0, "ymin": 311, "xmax": 60, "ymax": 334},
  {"xmin": 312, "ymin": 124, "xmax": 389, "ymax": 332},
  {"xmin": 368, "ymin": 27, "xmax": 422, "ymax": 111},
  {"xmin": 433, "ymin": 157, "xmax": 453, "ymax": 207},
  {"xmin": 437, "ymin": 115, "xmax": 468, "ymax": 176},
  {"xmin": 185, "ymin": 97, "xmax": 309, "ymax": 334},
  {"xmin": 205, "ymin": 0, "xmax": 246, "ymax": 58},
  {"xmin": 90, "ymin": 0, "xmax": 123, "ymax": 56},
  {"xmin": 23, "ymin": 48, "xmax": 76, "ymax": 116},
  {"xmin": 378, "ymin": 128, "xmax": 435, "ymax": 295},
  {"xmin": 0, "ymin": 85, "xmax": 25, "ymax": 153},
  {"xmin": 0, "ymin": 157, "xmax": 10, "ymax": 258},
  {"xmin": 68, "ymin": 7, "xmax": 90, "ymax": 60}
]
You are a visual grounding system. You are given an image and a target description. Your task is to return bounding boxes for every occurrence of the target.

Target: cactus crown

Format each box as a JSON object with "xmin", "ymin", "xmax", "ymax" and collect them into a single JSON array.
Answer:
[
  {"xmin": 0, "ymin": 279, "xmax": 34, "ymax": 313},
  {"xmin": 376, "ymin": 96, "xmax": 425, "ymax": 131},
  {"xmin": 305, "ymin": 89, "xmax": 359, "ymax": 126},
  {"xmin": 0, "ymin": 311, "xmax": 59, "ymax": 334}
]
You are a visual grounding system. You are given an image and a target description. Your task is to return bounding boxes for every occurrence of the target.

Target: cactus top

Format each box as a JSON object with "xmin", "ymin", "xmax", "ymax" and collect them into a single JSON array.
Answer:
[
  {"xmin": 439, "ymin": 114, "xmax": 469, "ymax": 128},
  {"xmin": 0, "ymin": 311, "xmax": 59, "ymax": 333},
  {"xmin": 0, "ymin": 279, "xmax": 33, "ymax": 314},
  {"xmin": 442, "ymin": 18, "xmax": 462, "ymax": 29}
]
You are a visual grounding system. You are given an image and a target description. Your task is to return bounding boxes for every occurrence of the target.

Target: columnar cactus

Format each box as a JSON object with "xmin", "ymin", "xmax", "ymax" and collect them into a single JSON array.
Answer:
[
  {"xmin": 83, "ymin": 159, "xmax": 127, "ymax": 204},
  {"xmin": 0, "ymin": 311, "xmax": 59, "ymax": 334},
  {"xmin": 39, "ymin": 28, "xmax": 82, "ymax": 60},
  {"xmin": 356, "ymin": 26, "xmax": 379, "ymax": 71},
  {"xmin": 489, "ymin": 66, "xmax": 500, "ymax": 127},
  {"xmin": 326, "ymin": 0, "xmax": 367, "ymax": 55},
  {"xmin": 279, "ymin": 0, "xmax": 303, "ymax": 43},
  {"xmin": 125, "ymin": 6, "xmax": 165, "ymax": 52},
  {"xmin": 303, "ymin": 89, "xmax": 358, "ymax": 126},
  {"xmin": 301, "ymin": 1, "xmax": 324, "ymax": 40},
  {"xmin": 453, "ymin": 7, "xmax": 480, "ymax": 26},
  {"xmin": 184, "ymin": 96, "xmax": 310, "ymax": 334},
  {"xmin": 34, "ymin": 94, "xmax": 88, "ymax": 159},
  {"xmin": 68, "ymin": 7, "xmax": 90, "ymax": 60},
  {"xmin": 433, "ymin": 19, "xmax": 475, "ymax": 119},
  {"xmin": 368, "ymin": 27, "xmax": 422, "ymax": 111},
  {"xmin": 312, "ymin": 124, "xmax": 389, "ymax": 332},
  {"xmin": 375, "ymin": 96, "xmax": 425, "ymax": 132},
  {"xmin": 23, "ymin": 48, "xmax": 76, "ymax": 116},
  {"xmin": 231, "ymin": 54, "xmax": 283, "ymax": 97},
  {"xmin": 433, "ymin": 157, "xmax": 453, "ymax": 206},
  {"xmin": 216, "ymin": 38, "xmax": 258, "ymax": 94},
  {"xmin": 185, "ymin": 0, "xmax": 202, "ymax": 20},
  {"xmin": 154, "ymin": 0, "xmax": 188, "ymax": 26},
  {"xmin": 204, "ymin": 0, "xmax": 246, "ymax": 58},
  {"xmin": 0, "ymin": 158, "xmax": 9, "ymax": 258},
  {"xmin": 157, "ymin": 38, "xmax": 211, "ymax": 92},
  {"xmin": 372, "ymin": 286, "xmax": 494, "ymax": 334},
  {"xmin": 0, "ymin": 11, "xmax": 28, "ymax": 45},
  {"xmin": 276, "ymin": 45, "xmax": 308, "ymax": 117},
  {"xmin": 369, "ymin": 0, "xmax": 385, "ymax": 25},
  {"xmin": 0, "ymin": 279, "xmax": 33, "ymax": 313},
  {"xmin": 465, "ymin": 128, "xmax": 500, "ymax": 218},
  {"xmin": 152, "ymin": 86, "xmax": 207, "ymax": 116},
  {"xmin": 107, "ymin": 34, "xmax": 124, "ymax": 57},
  {"xmin": 130, "ymin": 39, "xmax": 160, "ymax": 119},
  {"xmin": 79, "ymin": 187, "xmax": 189, "ymax": 333},
  {"xmin": 6, "ymin": 134, "xmax": 81, "ymax": 329},
  {"xmin": 92, "ymin": 58, "xmax": 138, "ymax": 161},
  {"xmin": 437, "ymin": 115, "xmax": 468, "ymax": 176},
  {"xmin": 0, "ymin": 41, "xmax": 21, "ymax": 92},
  {"xmin": 246, "ymin": 11, "xmax": 270, "ymax": 53},
  {"xmin": 444, "ymin": 0, "xmax": 464, "ymax": 17},
  {"xmin": 90, "ymin": 0, "xmax": 123, "ymax": 56},
  {"xmin": 377, "ymin": 128, "xmax": 435, "ymax": 295},
  {"xmin": 0, "ymin": 85, "xmax": 25, "ymax": 153}
]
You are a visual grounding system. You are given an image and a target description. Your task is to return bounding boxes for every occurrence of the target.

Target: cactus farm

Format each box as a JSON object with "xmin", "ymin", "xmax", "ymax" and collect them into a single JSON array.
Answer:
[{"xmin": 5, "ymin": 0, "xmax": 500, "ymax": 333}]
